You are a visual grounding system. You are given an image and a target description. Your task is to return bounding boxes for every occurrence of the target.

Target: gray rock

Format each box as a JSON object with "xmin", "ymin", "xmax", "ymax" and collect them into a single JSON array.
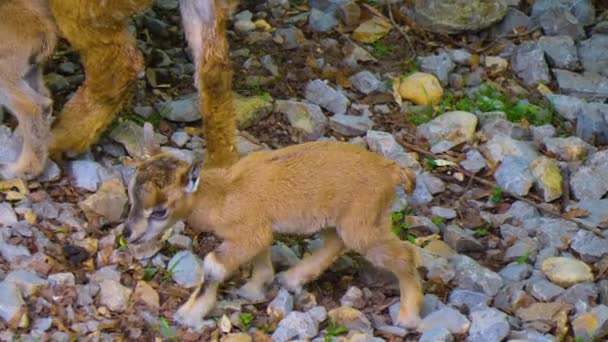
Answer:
[
  {"xmin": 109, "ymin": 121, "xmax": 164, "ymax": 158},
  {"xmin": 538, "ymin": 35, "xmax": 579, "ymax": 69},
  {"xmin": 365, "ymin": 130, "xmax": 421, "ymax": 169},
  {"xmin": 418, "ymin": 52, "xmax": 455, "ymax": 85},
  {"xmin": 270, "ymin": 242, "xmax": 300, "ymax": 269},
  {"xmin": 543, "ymin": 136, "xmax": 596, "ymax": 161},
  {"xmin": 444, "ymin": 224, "xmax": 484, "ymax": 253},
  {"xmin": 528, "ymin": 218, "xmax": 578, "ymax": 249},
  {"xmin": 546, "ymin": 94, "xmax": 586, "ymax": 121},
  {"xmin": 527, "ymin": 279, "xmax": 565, "ymax": 301},
  {"xmin": 467, "ymin": 308, "xmax": 510, "ymax": 342},
  {"xmin": 309, "ymin": 8, "xmax": 338, "ymax": 32},
  {"xmin": 261, "ymin": 54, "xmax": 279, "ymax": 76},
  {"xmin": 529, "ymin": 156, "xmax": 563, "ymax": 202},
  {"xmin": 98, "ymin": 279, "xmax": 132, "ymax": 312},
  {"xmin": 412, "ymin": 0, "xmax": 508, "ymax": 34},
  {"xmin": 275, "ymin": 100, "xmax": 328, "ymax": 140},
  {"xmin": 451, "ymin": 255, "xmax": 503, "ymax": 297},
  {"xmin": 490, "ymin": 7, "xmax": 532, "ymax": 38},
  {"xmin": 557, "ymin": 282, "xmax": 598, "ymax": 306},
  {"xmin": 460, "ymin": 149, "xmax": 487, "ymax": 173},
  {"xmin": 531, "ymin": 0, "xmax": 595, "ymax": 26},
  {"xmin": 420, "ymin": 327, "xmax": 454, "ymax": 342},
  {"xmin": 530, "ymin": 125, "xmax": 556, "ymax": 145},
  {"xmin": 500, "ymin": 223, "xmax": 530, "ymax": 243},
  {"xmin": 271, "ymin": 311, "xmax": 318, "ymax": 342},
  {"xmin": 305, "ymin": 79, "xmax": 349, "ymax": 115},
  {"xmin": 570, "ymin": 150, "xmax": 608, "ymax": 200},
  {"xmin": 0, "ymin": 236, "xmax": 31, "ymax": 263},
  {"xmin": 571, "ymin": 230, "xmax": 608, "ymax": 263},
  {"xmin": 157, "ymin": 94, "xmax": 199, "ymax": 122},
  {"xmin": 430, "ymin": 206, "xmax": 456, "ymax": 220},
  {"xmin": 554, "ymin": 69, "xmax": 608, "ymax": 100},
  {"xmin": 481, "ymin": 134, "xmax": 539, "ymax": 164},
  {"xmin": 154, "ymin": 0, "xmax": 178, "ymax": 10},
  {"xmin": 0, "ymin": 203, "xmax": 17, "ymax": 226},
  {"xmin": 570, "ymin": 199, "xmax": 608, "ymax": 227},
  {"xmin": 576, "ymin": 102, "xmax": 608, "ymax": 145},
  {"xmin": 274, "ymin": 27, "xmax": 306, "ymax": 50},
  {"xmin": 449, "ymin": 49, "xmax": 472, "ymax": 65},
  {"xmin": 168, "ymin": 250, "xmax": 203, "ymax": 288},
  {"xmin": 268, "ymin": 288, "xmax": 294, "ymax": 318},
  {"xmin": 480, "ymin": 116, "xmax": 528, "ymax": 140},
  {"xmin": 350, "ymin": 71, "xmax": 382, "ymax": 95},
  {"xmin": 68, "ymin": 160, "xmax": 106, "ymax": 192},
  {"xmin": 538, "ymin": 7, "xmax": 585, "ymax": 40},
  {"xmin": 499, "ymin": 262, "xmax": 533, "ymax": 284},
  {"xmin": 417, "ymin": 111, "xmax": 477, "ymax": 150},
  {"xmin": 419, "ymin": 306, "xmax": 471, "ymax": 335},
  {"xmin": 47, "ymin": 272, "xmax": 75, "ymax": 288},
  {"xmin": 504, "ymin": 239, "xmax": 539, "ymax": 263},
  {"xmin": 80, "ymin": 179, "xmax": 128, "ymax": 224},
  {"xmin": 234, "ymin": 20, "xmax": 256, "ymax": 33},
  {"xmin": 170, "ymin": 131, "xmax": 190, "ymax": 148},
  {"xmin": 307, "ymin": 306, "xmax": 327, "ymax": 324},
  {"xmin": 448, "ymin": 289, "xmax": 490, "ymax": 312},
  {"xmin": 0, "ymin": 281, "xmax": 26, "ymax": 326},
  {"xmin": 4, "ymin": 270, "xmax": 47, "ymax": 298},
  {"xmin": 329, "ymin": 114, "xmax": 373, "ymax": 137},
  {"xmin": 572, "ymin": 304, "xmax": 608, "ymax": 341},
  {"xmin": 511, "ymin": 41, "xmax": 551, "ymax": 86},
  {"xmin": 494, "ymin": 155, "xmax": 535, "ymax": 196},
  {"xmin": 340, "ymin": 286, "xmax": 365, "ymax": 309}
]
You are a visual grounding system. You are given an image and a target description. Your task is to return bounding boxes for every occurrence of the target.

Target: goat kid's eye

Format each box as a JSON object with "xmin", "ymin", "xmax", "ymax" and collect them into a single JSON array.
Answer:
[{"xmin": 150, "ymin": 208, "xmax": 168, "ymax": 220}]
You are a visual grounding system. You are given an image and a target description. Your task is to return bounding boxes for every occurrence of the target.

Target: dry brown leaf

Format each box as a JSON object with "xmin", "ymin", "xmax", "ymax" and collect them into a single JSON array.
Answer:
[{"xmin": 564, "ymin": 208, "xmax": 589, "ymax": 219}]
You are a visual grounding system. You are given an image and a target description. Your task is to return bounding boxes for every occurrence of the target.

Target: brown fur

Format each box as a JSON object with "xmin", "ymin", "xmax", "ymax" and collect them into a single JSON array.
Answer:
[
  {"xmin": 125, "ymin": 127, "xmax": 422, "ymax": 330},
  {"xmin": 0, "ymin": 0, "xmax": 57, "ymax": 177},
  {"xmin": 5, "ymin": 0, "xmax": 238, "ymax": 177}
]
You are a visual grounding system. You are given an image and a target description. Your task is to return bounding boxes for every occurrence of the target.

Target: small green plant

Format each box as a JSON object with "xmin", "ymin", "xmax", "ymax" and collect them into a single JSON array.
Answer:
[
  {"xmin": 115, "ymin": 235, "xmax": 129, "ymax": 250},
  {"xmin": 473, "ymin": 225, "xmax": 490, "ymax": 238},
  {"xmin": 154, "ymin": 317, "xmax": 176, "ymax": 339},
  {"xmin": 407, "ymin": 103, "xmax": 435, "ymax": 126},
  {"xmin": 162, "ymin": 255, "xmax": 185, "ymax": 284},
  {"xmin": 455, "ymin": 97, "xmax": 475, "ymax": 112},
  {"xmin": 403, "ymin": 58, "xmax": 420, "ymax": 76},
  {"xmin": 431, "ymin": 216, "xmax": 444, "ymax": 226},
  {"xmin": 143, "ymin": 267, "xmax": 158, "ymax": 281},
  {"xmin": 425, "ymin": 157, "xmax": 438, "ymax": 171},
  {"xmin": 490, "ymin": 187, "xmax": 504, "ymax": 204},
  {"xmin": 391, "ymin": 210, "xmax": 410, "ymax": 236},
  {"xmin": 239, "ymin": 312, "xmax": 255, "ymax": 330},
  {"xmin": 516, "ymin": 251, "xmax": 532, "ymax": 265},
  {"xmin": 406, "ymin": 234, "xmax": 417, "ymax": 245},
  {"xmin": 324, "ymin": 319, "xmax": 348, "ymax": 342},
  {"xmin": 370, "ymin": 40, "xmax": 396, "ymax": 58}
]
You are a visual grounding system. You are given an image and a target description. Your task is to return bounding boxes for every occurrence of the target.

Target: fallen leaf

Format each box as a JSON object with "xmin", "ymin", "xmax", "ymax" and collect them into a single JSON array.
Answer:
[{"xmin": 564, "ymin": 208, "xmax": 589, "ymax": 219}]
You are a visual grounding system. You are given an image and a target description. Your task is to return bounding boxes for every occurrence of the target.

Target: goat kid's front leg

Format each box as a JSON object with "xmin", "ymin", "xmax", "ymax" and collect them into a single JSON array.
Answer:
[
  {"xmin": 236, "ymin": 247, "xmax": 274, "ymax": 302},
  {"xmin": 173, "ymin": 239, "xmax": 270, "ymax": 329}
]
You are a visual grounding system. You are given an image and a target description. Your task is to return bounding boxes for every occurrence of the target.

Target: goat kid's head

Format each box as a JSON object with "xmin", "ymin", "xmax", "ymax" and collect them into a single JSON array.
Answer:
[{"xmin": 123, "ymin": 123, "xmax": 201, "ymax": 244}]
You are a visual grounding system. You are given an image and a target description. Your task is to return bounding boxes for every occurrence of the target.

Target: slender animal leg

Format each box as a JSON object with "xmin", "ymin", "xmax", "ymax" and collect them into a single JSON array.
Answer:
[
  {"xmin": 361, "ymin": 238, "xmax": 423, "ymax": 329},
  {"xmin": 48, "ymin": 0, "xmax": 150, "ymax": 158},
  {"xmin": 174, "ymin": 236, "xmax": 272, "ymax": 329},
  {"xmin": 278, "ymin": 229, "xmax": 345, "ymax": 292},
  {"xmin": 235, "ymin": 247, "xmax": 274, "ymax": 302},
  {"xmin": 0, "ymin": 75, "xmax": 51, "ymax": 177},
  {"xmin": 179, "ymin": 0, "xmax": 238, "ymax": 168}
]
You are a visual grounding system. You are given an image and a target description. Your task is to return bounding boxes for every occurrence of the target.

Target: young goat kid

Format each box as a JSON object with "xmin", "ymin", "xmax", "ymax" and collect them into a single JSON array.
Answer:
[
  {"xmin": 0, "ymin": 0, "xmax": 57, "ymax": 177},
  {"xmin": 124, "ymin": 124, "xmax": 424, "ymax": 330}
]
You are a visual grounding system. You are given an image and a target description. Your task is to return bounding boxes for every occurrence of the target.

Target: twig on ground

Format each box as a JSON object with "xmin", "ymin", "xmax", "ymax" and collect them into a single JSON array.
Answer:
[
  {"xmin": 396, "ymin": 134, "xmax": 604, "ymax": 236},
  {"xmin": 360, "ymin": 3, "xmax": 417, "ymax": 61}
]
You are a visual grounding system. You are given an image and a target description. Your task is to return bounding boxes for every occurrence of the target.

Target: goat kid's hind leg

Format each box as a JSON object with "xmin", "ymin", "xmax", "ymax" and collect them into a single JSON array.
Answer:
[
  {"xmin": 236, "ymin": 247, "xmax": 274, "ymax": 302},
  {"xmin": 174, "ymin": 237, "xmax": 271, "ymax": 329},
  {"xmin": 362, "ymin": 238, "xmax": 423, "ymax": 329},
  {"xmin": 278, "ymin": 229, "xmax": 345, "ymax": 292}
]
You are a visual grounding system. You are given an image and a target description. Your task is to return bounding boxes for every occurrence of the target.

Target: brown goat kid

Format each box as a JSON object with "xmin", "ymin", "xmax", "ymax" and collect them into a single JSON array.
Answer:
[
  {"xmin": 124, "ymin": 123, "xmax": 424, "ymax": 330},
  {"xmin": 0, "ymin": 0, "xmax": 57, "ymax": 177}
]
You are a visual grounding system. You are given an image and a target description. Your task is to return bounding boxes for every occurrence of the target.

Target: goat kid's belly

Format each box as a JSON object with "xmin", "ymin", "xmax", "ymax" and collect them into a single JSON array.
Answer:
[{"xmin": 271, "ymin": 216, "xmax": 337, "ymax": 235}]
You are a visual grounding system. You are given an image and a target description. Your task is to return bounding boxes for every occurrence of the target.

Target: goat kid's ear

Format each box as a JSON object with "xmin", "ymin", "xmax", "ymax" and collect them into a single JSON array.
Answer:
[
  {"xmin": 143, "ymin": 122, "xmax": 161, "ymax": 159},
  {"xmin": 184, "ymin": 163, "xmax": 201, "ymax": 193}
]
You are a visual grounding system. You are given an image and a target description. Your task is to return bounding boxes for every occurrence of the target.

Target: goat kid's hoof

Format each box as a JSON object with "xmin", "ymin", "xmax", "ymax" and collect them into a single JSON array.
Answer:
[
  {"xmin": 236, "ymin": 283, "xmax": 267, "ymax": 303},
  {"xmin": 396, "ymin": 312, "xmax": 422, "ymax": 330},
  {"xmin": 276, "ymin": 271, "xmax": 303, "ymax": 294},
  {"xmin": 173, "ymin": 306, "xmax": 210, "ymax": 331}
]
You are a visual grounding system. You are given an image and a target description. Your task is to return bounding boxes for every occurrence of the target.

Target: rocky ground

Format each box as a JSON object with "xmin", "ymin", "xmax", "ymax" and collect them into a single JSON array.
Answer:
[{"xmin": 1, "ymin": 0, "xmax": 608, "ymax": 341}]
